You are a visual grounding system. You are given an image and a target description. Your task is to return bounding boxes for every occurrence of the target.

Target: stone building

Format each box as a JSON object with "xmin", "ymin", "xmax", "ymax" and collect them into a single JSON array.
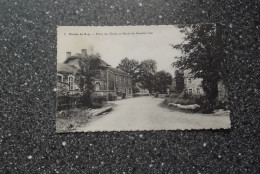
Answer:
[
  {"xmin": 57, "ymin": 49, "xmax": 133, "ymax": 99},
  {"xmin": 183, "ymin": 70, "xmax": 228, "ymax": 103},
  {"xmin": 183, "ymin": 70, "xmax": 204, "ymax": 96}
]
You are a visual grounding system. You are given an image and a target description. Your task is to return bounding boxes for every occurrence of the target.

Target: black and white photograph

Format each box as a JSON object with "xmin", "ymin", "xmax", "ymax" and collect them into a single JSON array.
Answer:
[{"xmin": 56, "ymin": 25, "xmax": 230, "ymax": 132}]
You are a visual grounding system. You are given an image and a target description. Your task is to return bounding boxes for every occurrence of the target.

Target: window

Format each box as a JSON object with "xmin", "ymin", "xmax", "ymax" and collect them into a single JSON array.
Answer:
[
  {"xmin": 189, "ymin": 89, "xmax": 192, "ymax": 94},
  {"xmin": 95, "ymin": 82, "xmax": 100, "ymax": 91},
  {"xmin": 94, "ymin": 69, "xmax": 100, "ymax": 79},
  {"xmin": 188, "ymin": 78, "xmax": 191, "ymax": 83},
  {"xmin": 57, "ymin": 74, "xmax": 63, "ymax": 82},
  {"xmin": 197, "ymin": 88, "xmax": 200, "ymax": 94},
  {"xmin": 68, "ymin": 75, "xmax": 74, "ymax": 90},
  {"xmin": 129, "ymin": 88, "xmax": 132, "ymax": 94}
]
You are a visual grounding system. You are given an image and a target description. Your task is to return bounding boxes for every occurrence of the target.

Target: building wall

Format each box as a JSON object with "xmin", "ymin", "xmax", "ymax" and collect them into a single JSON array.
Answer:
[
  {"xmin": 94, "ymin": 70, "xmax": 132, "ymax": 98},
  {"xmin": 57, "ymin": 73, "xmax": 79, "ymax": 92},
  {"xmin": 183, "ymin": 70, "xmax": 204, "ymax": 96},
  {"xmin": 184, "ymin": 77, "xmax": 204, "ymax": 95},
  {"xmin": 114, "ymin": 74, "xmax": 132, "ymax": 98}
]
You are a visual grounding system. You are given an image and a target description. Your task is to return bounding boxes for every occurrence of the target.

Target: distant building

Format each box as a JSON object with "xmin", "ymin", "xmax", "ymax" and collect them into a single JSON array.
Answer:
[
  {"xmin": 183, "ymin": 70, "xmax": 204, "ymax": 96},
  {"xmin": 57, "ymin": 49, "xmax": 133, "ymax": 99}
]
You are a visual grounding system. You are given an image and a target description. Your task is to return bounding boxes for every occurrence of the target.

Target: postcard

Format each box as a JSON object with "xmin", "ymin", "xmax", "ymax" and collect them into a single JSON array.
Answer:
[{"xmin": 56, "ymin": 24, "xmax": 230, "ymax": 132}]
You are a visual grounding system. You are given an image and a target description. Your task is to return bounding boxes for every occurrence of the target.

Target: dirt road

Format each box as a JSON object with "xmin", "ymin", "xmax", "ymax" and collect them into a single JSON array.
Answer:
[{"xmin": 75, "ymin": 96, "xmax": 231, "ymax": 132}]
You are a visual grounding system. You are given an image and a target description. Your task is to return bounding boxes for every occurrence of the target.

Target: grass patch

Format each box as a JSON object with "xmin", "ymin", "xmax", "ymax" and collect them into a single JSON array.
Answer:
[
  {"xmin": 56, "ymin": 107, "xmax": 92, "ymax": 132},
  {"xmin": 56, "ymin": 103, "xmax": 116, "ymax": 132}
]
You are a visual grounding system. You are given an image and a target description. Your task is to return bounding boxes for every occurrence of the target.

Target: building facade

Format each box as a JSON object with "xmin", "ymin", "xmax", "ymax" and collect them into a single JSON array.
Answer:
[
  {"xmin": 183, "ymin": 70, "xmax": 228, "ymax": 103},
  {"xmin": 183, "ymin": 70, "xmax": 204, "ymax": 96},
  {"xmin": 57, "ymin": 49, "xmax": 133, "ymax": 99}
]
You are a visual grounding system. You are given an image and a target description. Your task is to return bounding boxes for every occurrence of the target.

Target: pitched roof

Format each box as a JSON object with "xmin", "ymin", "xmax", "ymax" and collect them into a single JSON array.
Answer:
[
  {"xmin": 57, "ymin": 63, "xmax": 77, "ymax": 74},
  {"xmin": 99, "ymin": 59, "xmax": 110, "ymax": 67},
  {"xmin": 64, "ymin": 54, "xmax": 110, "ymax": 67},
  {"xmin": 109, "ymin": 67, "xmax": 130, "ymax": 76}
]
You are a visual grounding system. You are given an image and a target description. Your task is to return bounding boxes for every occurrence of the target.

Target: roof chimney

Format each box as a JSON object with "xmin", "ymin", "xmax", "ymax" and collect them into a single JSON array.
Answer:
[
  {"xmin": 81, "ymin": 49, "xmax": 87, "ymax": 57},
  {"xmin": 66, "ymin": 52, "xmax": 71, "ymax": 58}
]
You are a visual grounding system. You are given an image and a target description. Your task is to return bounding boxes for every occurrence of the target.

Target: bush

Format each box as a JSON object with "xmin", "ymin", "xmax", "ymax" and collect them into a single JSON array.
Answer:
[
  {"xmin": 91, "ymin": 94, "xmax": 107, "ymax": 108},
  {"xmin": 169, "ymin": 92, "xmax": 179, "ymax": 98},
  {"xmin": 133, "ymin": 86, "xmax": 140, "ymax": 93},
  {"xmin": 108, "ymin": 94, "xmax": 113, "ymax": 101},
  {"xmin": 108, "ymin": 94, "xmax": 117, "ymax": 101},
  {"xmin": 133, "ymin": 93, "xmax": 139, "ymax": 97},
  {"xmin": 216, "ymin": 101, "xmax": 229, "ymax": 110},
  {"xmin": 57, "ymin": 95, "xmax": 83, "ymax": 111},
  {"xmin": 166, "ymin": 91, "xmax": 224, "ymax": 114}
]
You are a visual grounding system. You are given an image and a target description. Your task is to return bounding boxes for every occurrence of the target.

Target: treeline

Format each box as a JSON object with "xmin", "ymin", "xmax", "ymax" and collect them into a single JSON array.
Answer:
[{"xmin": 117, "ymin": 58, "xmax": 172, "ymax": 94}]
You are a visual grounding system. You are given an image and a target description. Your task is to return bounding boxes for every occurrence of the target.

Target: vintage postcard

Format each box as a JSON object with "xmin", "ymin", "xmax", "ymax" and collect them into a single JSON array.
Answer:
[{"xmin": 56, "ymin": 24, "xmax": 230, "ymax": 132}]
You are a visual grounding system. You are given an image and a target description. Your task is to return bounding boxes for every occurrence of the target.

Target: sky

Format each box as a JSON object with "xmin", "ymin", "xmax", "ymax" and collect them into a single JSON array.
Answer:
[{"xmin": 57, "ymin": 25, "xmax": 185, "ymax": 77}]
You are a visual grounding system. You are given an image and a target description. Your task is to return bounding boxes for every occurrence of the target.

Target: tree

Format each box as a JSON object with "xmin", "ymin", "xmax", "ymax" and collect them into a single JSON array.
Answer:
[
  {"xmin": 75, "ymin": 54, "xmax": 101, "ymax": 107},
  {"xmin": 117, "ymin": 58, "xmax": 158, "ymax": 93},
  {"xmin": 116, "ymin": 57, "xmax": 139, "ymax": 84},
  {"xmin": 139, "ymin": 59, "xmax": 157, "ymax": 75},
  {"xmin": 154, "ymin": 71, "xmax": 172, "ymax": 93},
  {"xmin": 117, "ymin": 57, "xmax": 139, "ymax": 75},
  {"xmin": 138, "ymin": 59, "xmax": 157, "ymax": 93},
  {"xmin": 174, "ymin": 70, "xmax": 184, "ymax": 92},
  {"xmin": 172, "ymin": 23, "xmax": 225, "ymax": 113}
]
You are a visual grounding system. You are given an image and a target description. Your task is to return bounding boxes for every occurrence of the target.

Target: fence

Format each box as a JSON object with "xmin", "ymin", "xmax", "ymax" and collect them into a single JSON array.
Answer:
[
  {"xmin": 57, "ymin": 94, "xmax": 108, "ymax": 111},
  {"xmin": 57, "ymin": 95, "xmax": 83, "ymax": 111}
]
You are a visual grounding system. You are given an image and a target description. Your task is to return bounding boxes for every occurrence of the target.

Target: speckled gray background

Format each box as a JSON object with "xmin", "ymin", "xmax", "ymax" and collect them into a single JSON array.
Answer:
[{"xmin": 1, "ymin": 0, "xmax": 259, "ymax": 173}]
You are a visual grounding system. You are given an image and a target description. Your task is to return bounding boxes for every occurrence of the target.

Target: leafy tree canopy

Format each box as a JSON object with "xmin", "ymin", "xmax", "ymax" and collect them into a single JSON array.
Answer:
[
  {"xmin": 75, "ymin": 54, "xmax": 101, "ymax": 93},
  {"xmin": 117, "ymin": 58, "xmax": 158, "ymax": 93},
  {"xmin": 154, "ymin": 70, "xmax": 172, "ymax": 93},
  {"xmin": 116, "ymin": 57, "xmax": 139, "ymax": 75},
  {"xmin": 172, "ymin": 23, "xmax": 225, "ymax": 81},
  {"xmin": 139, "ymin": 59, "xmax": 157, "ymax": 75},
  {"xmin": 138, "ymin": 59, "xmax": 157, "ymax": 93},
  {"xmin": 172, "ymin": 23, "xmax": 225, "ymax": 112}
]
